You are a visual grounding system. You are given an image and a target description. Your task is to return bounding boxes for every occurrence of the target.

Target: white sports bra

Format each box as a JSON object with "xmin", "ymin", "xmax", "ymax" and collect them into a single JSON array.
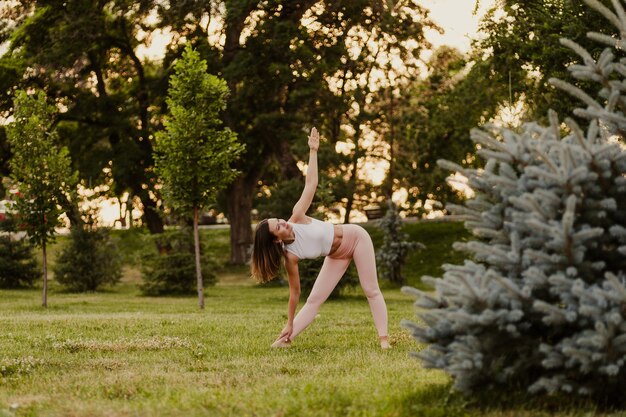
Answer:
[{"xmin": 283, "ymin": 218, "xmax": 334, "ymax": 259}]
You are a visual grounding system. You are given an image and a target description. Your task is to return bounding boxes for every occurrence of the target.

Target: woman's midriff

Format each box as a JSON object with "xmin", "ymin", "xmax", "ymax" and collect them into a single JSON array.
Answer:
[{"xmin": 328, "ymin": 225, "xmax": 344, "ymax": 256}]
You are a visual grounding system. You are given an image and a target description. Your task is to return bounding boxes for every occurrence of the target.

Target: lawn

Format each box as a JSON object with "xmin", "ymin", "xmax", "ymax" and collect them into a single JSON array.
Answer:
[{"xmin": 0, "ymin": 222, "xmax": 620, "ymax": 416}]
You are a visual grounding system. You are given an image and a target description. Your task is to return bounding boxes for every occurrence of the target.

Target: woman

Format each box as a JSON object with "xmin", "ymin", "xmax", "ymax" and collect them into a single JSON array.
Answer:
[{"xmin": 251, "ymin": 127, "xmax": 390, "ymax": 349}]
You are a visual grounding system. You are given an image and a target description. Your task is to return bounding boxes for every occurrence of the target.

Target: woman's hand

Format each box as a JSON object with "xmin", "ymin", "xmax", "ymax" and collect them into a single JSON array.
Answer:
[
  {"xmin": 277, "ymin": 323, "xmax": 294, "ymax": 342},
  {"xmin": 308, "ymin": 127, "xmax": 319, "ymax": 151}
]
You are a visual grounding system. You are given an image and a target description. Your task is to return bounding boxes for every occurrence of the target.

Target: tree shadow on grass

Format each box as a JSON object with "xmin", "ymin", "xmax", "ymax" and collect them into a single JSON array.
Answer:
[
  {"xmin": 397, "ymin": 383, "xmax": 469, "ymax": 417},
  {"xmin": 397, "ymin": 383, "xmax": 619, "ymax": 417}
]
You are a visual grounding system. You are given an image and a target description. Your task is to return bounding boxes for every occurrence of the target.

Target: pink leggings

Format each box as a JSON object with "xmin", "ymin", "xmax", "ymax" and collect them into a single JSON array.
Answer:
[{"xmin": 290, "ymin": 224, "xmax": 388, "ymax": 339}]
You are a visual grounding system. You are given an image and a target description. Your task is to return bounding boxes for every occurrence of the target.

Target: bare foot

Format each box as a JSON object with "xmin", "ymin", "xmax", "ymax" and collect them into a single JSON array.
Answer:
[
  {"xmin": 271, "ymin": 338, "xmax": 291, "ymax": 348},
  {"xmin": 379, "ymin": 336, "xmax": 391, "ymax": 349}
]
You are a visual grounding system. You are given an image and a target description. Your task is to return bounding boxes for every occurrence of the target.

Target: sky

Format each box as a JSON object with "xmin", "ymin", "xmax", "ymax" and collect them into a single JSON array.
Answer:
[{"xmin": 422, "ymin": 0, "xmax": 496, "ymax": 53}]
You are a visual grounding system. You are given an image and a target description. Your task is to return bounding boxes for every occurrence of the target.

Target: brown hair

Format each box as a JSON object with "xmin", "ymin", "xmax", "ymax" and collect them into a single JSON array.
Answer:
[{"xmin": 250, "ymin": 219, "xmax": 283, "ymax": 283}]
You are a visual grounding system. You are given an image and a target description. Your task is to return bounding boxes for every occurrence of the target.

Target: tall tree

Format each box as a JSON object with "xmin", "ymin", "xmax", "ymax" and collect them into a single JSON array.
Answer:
[
  {"xmin": 220, "ymin": 0, "xmax": 435, "ymax": 236},
  {"xmin": 154, "ymin": 45, "xmax": 243, "ymax": 309},
  {"xmin": 0, "ymin": 1, "xmax": 166, "ymax": 234},
  {"xmin": 475, "ymin": 0, "xmax": 610, "ymax": 123},
  {"xmin": 378, "ymin": 46, "xmax": 511, "ymax": 213},
  {"xmin": 318, "ymin": 0, "xmax": 435, "ymax": 223},
  {"xmin": 6, "ymin": 90, "xmax": 76, "ymax": 307}
]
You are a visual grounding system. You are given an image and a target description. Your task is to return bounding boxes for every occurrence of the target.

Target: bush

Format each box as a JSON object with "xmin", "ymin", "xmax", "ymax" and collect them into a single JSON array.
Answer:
[
  {"xmin": 0, "ymin": 217, "xmax": 38, "ymax": 288},
  {"xmin": 140, "ymin": 228, "xmax": 216, "ymax": 296},
  {"xmin": 53, "ymin": 226, "xmax": 122, "ymax": 292},
  {"xmin": 375, "ymin": 201, "xmax": 424, "ymax": 286}
]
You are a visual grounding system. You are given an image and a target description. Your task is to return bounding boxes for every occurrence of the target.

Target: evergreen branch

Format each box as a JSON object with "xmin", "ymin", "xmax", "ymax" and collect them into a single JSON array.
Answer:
[
  {"xmin": 549, "ymin": 78, "xmax": 603, "ymax": 109},
  {"xmin": 611, "ymin": 0, "xmax": 626, "ymax": 29},
  {"xmin": 587, "ymin": 31, "xmax": 622, "ymax": 49},
  {"xmin": 560, "ymin": 38, "xmax": 596, "ymax": 65}
]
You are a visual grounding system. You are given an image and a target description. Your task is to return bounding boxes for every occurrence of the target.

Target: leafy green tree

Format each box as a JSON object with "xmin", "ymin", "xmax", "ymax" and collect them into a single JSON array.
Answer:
[
  {"xmin": 0, "ymin": 1, "xmax": 167, "ymax": 234},
  {"xmin": 377, "ymin": 46, "xmax": 512, "ymax": 213},
  {"xmin": 319, "ymin": 0, "xmax": 435, "ymax": 223},
  {"xmin": 6, "ymin": 90, "xmax": 76, "ymax": 307},
  {"xmin": 375, "ymin": 1, "xmax": 610, "ymax": 210},
  {"xmin": 154, "ymin": 45, "xmax": 243, "ymax": 309},
  {"xmin": 475, "ymin": 0, "xmax": 609, "ymax": 123}
]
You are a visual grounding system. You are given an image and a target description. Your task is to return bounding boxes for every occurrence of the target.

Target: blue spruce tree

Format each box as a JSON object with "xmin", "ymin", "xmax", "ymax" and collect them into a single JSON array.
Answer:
[{"xmin": 402, "ymin": 0, "xmax": 626, "ymax": 400}]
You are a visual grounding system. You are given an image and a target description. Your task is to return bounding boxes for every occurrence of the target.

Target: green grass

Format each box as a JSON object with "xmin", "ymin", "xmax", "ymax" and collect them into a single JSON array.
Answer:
[
  {"xmin": 0, "ymin": 283, "xmax": 443, "ymax": 417},
  {"xmin": 1, "ymin": 222, "xmax": 622, "ymax": 416}
]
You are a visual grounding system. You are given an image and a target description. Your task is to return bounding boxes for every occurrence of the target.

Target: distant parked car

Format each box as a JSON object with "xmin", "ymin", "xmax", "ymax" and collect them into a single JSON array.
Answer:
[{"xmin": 199, "ymin": 212, "xmax": 217, "ymax": 225}]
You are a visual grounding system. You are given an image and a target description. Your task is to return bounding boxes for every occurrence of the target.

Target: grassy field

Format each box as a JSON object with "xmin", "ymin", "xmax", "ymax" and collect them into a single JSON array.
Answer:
[{"xmin": 0, "ymin": 222, "xmax": 621, "ymax": 416}]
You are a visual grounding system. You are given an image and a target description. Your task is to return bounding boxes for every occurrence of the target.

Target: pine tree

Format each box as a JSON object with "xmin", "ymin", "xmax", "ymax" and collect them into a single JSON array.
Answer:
[
  {"xmin": 0, "ymin": 216, "xmax": 38, "ymax": 289},
  {"xmin": 402, "ymin": 0, "xmax": 626, "ymax": 401}
]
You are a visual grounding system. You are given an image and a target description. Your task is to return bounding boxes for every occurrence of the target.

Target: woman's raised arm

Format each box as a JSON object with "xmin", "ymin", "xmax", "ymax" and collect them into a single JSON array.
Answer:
[{"xmin": 290, "ymin": 127, "xmax": 319, "ymax": 221}]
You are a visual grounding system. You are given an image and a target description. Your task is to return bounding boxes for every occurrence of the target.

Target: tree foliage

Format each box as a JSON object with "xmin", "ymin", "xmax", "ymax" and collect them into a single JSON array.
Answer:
[
  {"xmin": 383, "ymin": 46, "xmax": 512, "ymax": 212},
  {"xmin": 6, "ymin": 91, "xmax": 75, "ymax": 247},
  {"xmin": 0, "ymin": 1, "xmax": 436, "ymax": 261},
  {"xmin": 140, "ymin": 228, "xmax": 216, "ymax": 296},
  {"xmin": 154, "ymin": 44, "xmax": 243, "ymax": 308},
  {"xmin": 154, "ymin": 45, "xmax": 243, "ymax": 214},
  {"xmin": 402, "ymin": 0, "xmax": 626, "ymax": 401},
  {"xmin": 6, "ymin": 90, "xmax": 76, "ymax": 306},
  {"xmin": 476, "ymin": 0, "xmax": 610, "ymax": 123},
  {"xmin": 1, "ymin": 1, "xmax": 168, "ymax": 233},
  {"xmin": 0, "ymin": 217, "xmax": 38, "ymax": 289}
]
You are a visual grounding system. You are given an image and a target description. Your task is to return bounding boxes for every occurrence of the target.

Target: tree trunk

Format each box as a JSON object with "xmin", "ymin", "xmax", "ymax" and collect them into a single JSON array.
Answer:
[
  {"xmin": 344, "ymin": 123, "xmax": 362, "ymax": 224},
  {"xmin": 383, "ymin": 88, "xmax": 395, "ymax": 200},
  {"xmin": 42, "ymin": 242, "xmax": 48, "ymax": 308},
  {"xmin": 344, "ymin": 191, "xmax": 355, "ymax": 224},
  {"xmin": 137, "ymin": 189, "xmax": 164, "ymax": 234},
  {"xmin": 194, "ymin": 206, "xmax": 205, "ymax": 310},
  {"xmin": 227, "ymin": 176, "xmax": 255, "ymax": 264}
]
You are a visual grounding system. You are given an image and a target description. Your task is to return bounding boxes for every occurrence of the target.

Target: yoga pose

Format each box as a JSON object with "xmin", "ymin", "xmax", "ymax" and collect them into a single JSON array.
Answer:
[{"xmin": 251, "ymin": 127, "xmax": 390, "ymax": 349}]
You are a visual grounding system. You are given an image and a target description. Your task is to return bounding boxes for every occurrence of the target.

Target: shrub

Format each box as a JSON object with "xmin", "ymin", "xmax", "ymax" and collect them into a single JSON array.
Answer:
[
  {"xmin": 140, "ymin": 228, "xmax": 216, "ymax": 296},
  {"xmin": 375, "ymin": 201, "xmax": 424, "ymax": 285},
  {"xmin": 0, "ymin": 217, "xmax": 38, "ymax": 289},
  {"xmin": 53, "ymin": 226, "xmax": 122, "ymax": 292}
]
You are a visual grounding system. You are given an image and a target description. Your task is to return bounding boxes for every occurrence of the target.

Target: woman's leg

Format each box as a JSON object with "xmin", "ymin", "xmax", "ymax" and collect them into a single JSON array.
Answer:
[
  {"xmin": 289, "ymin": 256, "xmax": 351, "ymax": 340},
  {"xmin": 352, "ymin": 228, "xmax": 388, "ymax": 340}
]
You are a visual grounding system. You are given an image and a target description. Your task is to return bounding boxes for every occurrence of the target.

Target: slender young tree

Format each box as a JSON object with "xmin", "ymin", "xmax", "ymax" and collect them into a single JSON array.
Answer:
[
  {"xmin": 154, "ymin": 45, "xmax": 244, "ymax": 309},
  {"xmin": 6, "ymin": 90, "xmax": 76, "ymax": 307}
]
